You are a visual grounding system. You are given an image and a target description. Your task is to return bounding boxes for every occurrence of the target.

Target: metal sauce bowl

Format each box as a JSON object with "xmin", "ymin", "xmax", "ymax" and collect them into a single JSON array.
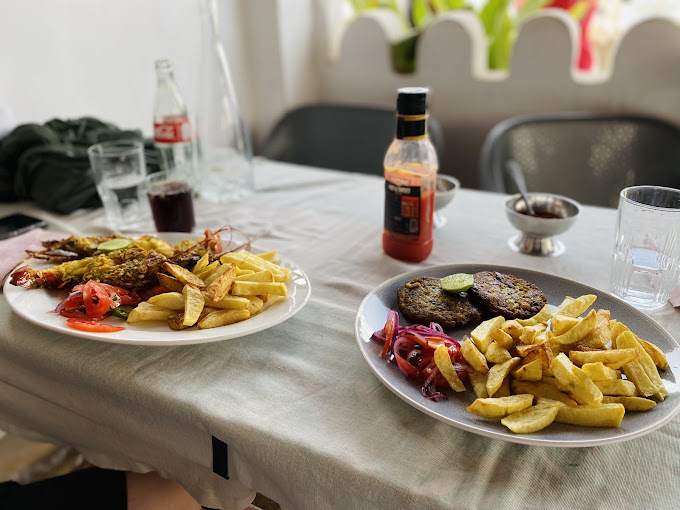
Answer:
[{"xmin": 505, "ymin": 193, "xmax": 581, "ymax": 256}]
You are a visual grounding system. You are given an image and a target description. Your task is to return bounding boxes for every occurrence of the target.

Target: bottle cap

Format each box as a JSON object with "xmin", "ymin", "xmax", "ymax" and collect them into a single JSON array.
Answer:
[{"xmin": 397, "ymin": 87, "xmax": 429, "ymax": 115}]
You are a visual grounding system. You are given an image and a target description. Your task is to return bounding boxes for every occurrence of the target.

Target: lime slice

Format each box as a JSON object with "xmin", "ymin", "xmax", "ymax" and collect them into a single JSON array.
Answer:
[
  {"xmin": 97, "ymin": 238, "xmax": 132, "ymax": 253},
  {"xmin": 440, "ymin": 273, "xmax": 474, "ymax": 293}
]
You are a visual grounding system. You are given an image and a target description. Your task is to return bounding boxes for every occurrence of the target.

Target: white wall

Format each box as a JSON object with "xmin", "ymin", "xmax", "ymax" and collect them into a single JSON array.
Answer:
[{"xmin": 0, "ymin": 0, "xmax": 255, "ymax": 138}]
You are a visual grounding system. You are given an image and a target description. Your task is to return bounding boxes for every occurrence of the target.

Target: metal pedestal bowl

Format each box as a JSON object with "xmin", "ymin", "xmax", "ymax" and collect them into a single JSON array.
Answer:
[
  {"xmin": 505, "ymin": 193, "xmax": 581, "ymax": 256},
  {"xmin": 434, "ymin": 175, "xmax": 460, "ymax": 228}
]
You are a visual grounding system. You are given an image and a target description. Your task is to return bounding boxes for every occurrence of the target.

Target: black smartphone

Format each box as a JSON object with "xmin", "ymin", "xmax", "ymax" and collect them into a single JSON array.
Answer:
[{"xmin": 0, "ymin": 213, "xmax": 47, "ymax": 240}]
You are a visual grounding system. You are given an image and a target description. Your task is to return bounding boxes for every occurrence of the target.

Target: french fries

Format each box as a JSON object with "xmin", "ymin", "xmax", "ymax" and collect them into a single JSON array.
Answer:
[
  {"xmin": 459, "ymin": 292, "xmax": 669, "ymax": 434},
  {"xmin": 127, "ymin": 249, "xmax": 290, "ymax": 331}
]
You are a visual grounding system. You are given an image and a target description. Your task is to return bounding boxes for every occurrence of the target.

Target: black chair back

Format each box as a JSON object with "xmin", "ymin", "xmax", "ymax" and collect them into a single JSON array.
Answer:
[
  {"xmin": 260, "ymin": 104, "xmax": 445, "ymax": 176},
  {"xmin": 479, "ymin": 112, "xmax": 680, "ymax": 208}
]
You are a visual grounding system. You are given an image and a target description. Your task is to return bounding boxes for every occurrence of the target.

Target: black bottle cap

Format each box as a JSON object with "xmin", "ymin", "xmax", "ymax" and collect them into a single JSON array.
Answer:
[{"xmin": 397, "ymin": 87, "xmax": 428, "ymax": 115}]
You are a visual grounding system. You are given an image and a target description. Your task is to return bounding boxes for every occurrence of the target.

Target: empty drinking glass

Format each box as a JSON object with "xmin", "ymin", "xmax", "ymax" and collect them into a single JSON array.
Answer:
[
  {"xmin": 609, "ymin": 186, "xmax": 680, "ymax": 310},
  {"xmin": 88, "ymin": 140, "xmax": 151, "ymax": 232}
]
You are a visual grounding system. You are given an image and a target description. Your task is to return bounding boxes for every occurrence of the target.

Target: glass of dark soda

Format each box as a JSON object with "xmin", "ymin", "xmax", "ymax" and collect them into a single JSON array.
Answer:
[{"xmin": 146, "ymin": 171, "xmax": 195, "ymax": 232}]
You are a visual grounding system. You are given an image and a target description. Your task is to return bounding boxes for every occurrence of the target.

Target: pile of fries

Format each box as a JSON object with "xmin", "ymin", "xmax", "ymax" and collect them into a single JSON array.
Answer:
[
  {"xmin": 128, "ymin": 250, "xmax": 290, "ymax": 330},
  {"xmin": 457, "ymin": 294, "xmax": 669, "ymax": 433}
]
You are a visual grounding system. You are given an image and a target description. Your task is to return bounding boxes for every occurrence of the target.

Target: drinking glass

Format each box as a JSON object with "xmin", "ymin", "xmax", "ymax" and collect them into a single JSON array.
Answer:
[
  {"xmin": 609, "ymin": 186, "xmax": 680, "ymax": 310},
  {"xmin": 88, "ymin": 140, "xmax": 150, "ymax": 232},
  {"xmin": 146, "ymin": 171, "xmax": 196, "ymax": 233}
]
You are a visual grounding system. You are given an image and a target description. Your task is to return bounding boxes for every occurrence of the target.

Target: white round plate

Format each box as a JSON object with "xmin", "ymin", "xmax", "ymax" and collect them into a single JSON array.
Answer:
[
  {"xmin": 4, "ymin": 233, "xmax": 311, "ymax": 346},
  {"xmin": 355, "ymin": 264, "xmax": 680, "ymax": 447}
]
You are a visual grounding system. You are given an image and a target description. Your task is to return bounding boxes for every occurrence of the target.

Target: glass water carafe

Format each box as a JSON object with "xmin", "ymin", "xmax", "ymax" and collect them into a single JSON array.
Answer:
[{"xmin": 195, "ymin": 0, "xmax": 254, "ymax": 203}]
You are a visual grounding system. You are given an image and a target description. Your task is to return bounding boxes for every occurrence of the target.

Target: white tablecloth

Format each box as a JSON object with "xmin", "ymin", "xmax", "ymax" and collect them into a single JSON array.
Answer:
[{"xmin": 1, "ymin": 159, "xmax": 679, "ymax": 510}]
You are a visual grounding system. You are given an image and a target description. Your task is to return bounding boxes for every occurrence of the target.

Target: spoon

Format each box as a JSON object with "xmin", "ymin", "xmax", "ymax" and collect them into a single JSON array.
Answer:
[{"xmin": 506, "ymin": 160, "xmax": 535, "ymax": 216}]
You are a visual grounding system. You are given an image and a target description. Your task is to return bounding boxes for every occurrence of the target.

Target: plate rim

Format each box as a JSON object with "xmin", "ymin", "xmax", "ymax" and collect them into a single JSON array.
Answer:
[
  {"xmin": 4, "ymin": 233, "xmax": 311, "ymax": 346},
  {"xmin": 355, "ymin": 263, "xmax": 680, "ymax": 447}
]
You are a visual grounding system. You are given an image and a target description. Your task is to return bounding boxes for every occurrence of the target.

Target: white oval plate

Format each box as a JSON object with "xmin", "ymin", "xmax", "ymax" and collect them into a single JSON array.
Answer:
[
  {"xmin": 4, "ymin": 233, "xmax": 311, "ymax": 346},
  {"xmin": 355, "ymin": 264, "xmax": 680, "ymax": 447}
]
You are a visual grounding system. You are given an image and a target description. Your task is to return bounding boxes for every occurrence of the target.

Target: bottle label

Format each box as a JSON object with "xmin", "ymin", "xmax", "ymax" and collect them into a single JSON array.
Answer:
[
  {"xmin": 384, "ymin": 177, "xmax": 422, "ymax": 236},
  {"xmin": 154, "ymin": 118, "xmax": 192, "ymax": 143}
]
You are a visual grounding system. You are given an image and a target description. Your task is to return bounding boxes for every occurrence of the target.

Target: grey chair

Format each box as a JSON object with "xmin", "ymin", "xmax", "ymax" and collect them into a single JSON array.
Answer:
[
  {"xmin": 259, "ymin": 103, "xmax": 445, "ymax": 176},
  {"xmin": 479, "ymin": 112, "xmax": 680, "ymax": 208}
]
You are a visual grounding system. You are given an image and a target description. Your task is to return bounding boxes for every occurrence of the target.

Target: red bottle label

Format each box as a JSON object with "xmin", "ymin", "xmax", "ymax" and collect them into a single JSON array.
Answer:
[{"xmin": 154, "ymin": 117, "xmax": 192, "ymax": 143}]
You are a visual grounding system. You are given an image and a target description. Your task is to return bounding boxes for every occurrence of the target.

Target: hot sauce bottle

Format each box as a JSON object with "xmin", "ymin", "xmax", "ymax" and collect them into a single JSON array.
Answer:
[{"xmin": 383, "ymin": 87, "xmax": 439, "ymax": 262}]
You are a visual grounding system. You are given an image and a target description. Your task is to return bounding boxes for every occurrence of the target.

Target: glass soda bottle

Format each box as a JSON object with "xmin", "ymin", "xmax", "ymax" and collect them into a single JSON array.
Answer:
[
  {"xmin": 153, "ymin": 59, "xmax": 195, "ymax": 185},
  {"xmin": 383, "ymin": 87, "xmax": 439, "ymax": 262}
]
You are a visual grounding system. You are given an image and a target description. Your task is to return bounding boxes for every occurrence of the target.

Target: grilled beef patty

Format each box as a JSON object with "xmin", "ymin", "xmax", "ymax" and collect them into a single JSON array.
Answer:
[
  {"xmin": 469, "ymin": 271, "xmax": 546, "ymax": 320},
  {"xmin": 397, "ymin": 276, "xmax": 484, "ymax": 329}
]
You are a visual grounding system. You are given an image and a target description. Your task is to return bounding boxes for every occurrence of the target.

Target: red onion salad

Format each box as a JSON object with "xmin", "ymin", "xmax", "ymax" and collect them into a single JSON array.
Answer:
[{"xmin": 372, "ymin": 310, "xmax": 472, "ymax": 401}]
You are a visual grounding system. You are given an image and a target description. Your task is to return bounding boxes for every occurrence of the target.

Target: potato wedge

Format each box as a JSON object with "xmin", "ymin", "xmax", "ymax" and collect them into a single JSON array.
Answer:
[
  {"xmin": 519, "ymin": 323, "xmax": 547, "ymax": 345},
  {"xmin": 500, "ymin": 319, "xmax": 524, "ymax": 341},
  {"xmin": 127, "ymin": 301, "xmax": 175, "ymax": 323},
  {"xmin": 620, "ymin": 361, "xmax": 657, "ymax": 398},
  {"xmin": 551, "ymin": 353, "xmax": 602, "ymax": 406},
  {"xmin": 157, "ymin": 273, "xmax": 186, "ymax": 293},
  {"xmin": 552, "ymin": 294, "xmax": 597, "ymax": 318},
  {"xmin": 231, "ymin": 281, "xmax": 287, "ymax": 297},
  {"xmin": 433, "ymin": 345, "xmax": 466, "ymax": 392},
  {"xmin": 601, "ymin": 396, "xmax": 656, "ymax": 411},
  {"xmin": 485, "ymin": 342, "xmax": 512, "ymax": 364},
  {"xmin": 467, "ymin": 394, "xmax": 534, "ymax": 419},
  {"xmin": 489, "ymin": 327, "xmax": 515, "ymax": 350},
  {"xmin": 147, "ymin": 292, "xmax": 185, "ymax": 311},
  {"xmin": 255, "ymin": 249, "xmax": 278, "ymax": 262},
  {"xmin": 511, "ymin": 380, "xmax": 577, "ymax": 406},
  {"xmin": 568, "ymin": 348, "xmax": 639, "ymax": 370},
  {"xmin": 460, "ymin": 338, "xmax": 489, "ymax": 375},
  {"xmin": 581, "ymin": 309, "xmax": 611, "ymax": 349},
  {"xmin": 191, "ymin": 253, "xmax": 210, "ymax": 274},
  {"xmin": 616, "ymin": 331, "xmax": 667, "ymax": 400},
  {"xmin": 197, "ymin": 309, "xmax": 250, "ymax": 329},
  {"xmin": 501, "ymin": 400, "xmax": 560, "ymax": 434},
  {"xmin": 522, "ymin": 341, "xmax": 553, "ymax": 370},
  {"xmin": 469, "ymin": 371, "xmax": 489, "ymax": 398},
  {"xmin": 203, "ymin": 261, "xmax": 236, "ymax": 286},
  {"xmin": 246, "ymin": 296, "xmax": 264, "ymax": 316},
  {"xmin": 167, "ymin": 306, "xmax": 216, "ymax": 331},
  {"xmin": 233, "ymin": 270, "xmax": 274, "ymax": 283},
  {"xmin": 491, "ymin": 377, "xmax": 511, "ymax": 398},
  {"xmin": 551, "ymin": 309, "xmax": 598, "ymax": 345},
  {"xmin": 594, "ymin": 379, "xmax": 637, "ymax": 396},
  {"xmin": 182, "ymin": 284, "xmax": 205, "ymax": 326},
  {"xmin": 486, "ymin": 357, "xmax": 521, "ymax": 396},
  {"xmin": 204, "ymin": 263, "xmax": 237, "ymax": 303},
  {"xmin": 511, "ymin": 359, "xmax": 543, "ymax": 381},
  {"xmin": 471, "ymin": 316, "xmax": 505, "ymax": 353},
  {"xmin": 164, "ymin": 262, "xmax": 205, "ymax": 288},
  {"xmin": 638, "ymin": 338, "xmax": 669, "ymax": 371},
  {"xmin": 553, "ymin": 402, "xmax": 625, "ymax": 428},
  {"xmin": 581, "ymin": 362, "xmax": 620, "ymax": 381},
  {"xmin": 206, "ymin": 294, "xmax": 250, "ymax": 310},
  {"xmin": 551, "ymin": 314, "xmax": 581, "ymax": 336}
]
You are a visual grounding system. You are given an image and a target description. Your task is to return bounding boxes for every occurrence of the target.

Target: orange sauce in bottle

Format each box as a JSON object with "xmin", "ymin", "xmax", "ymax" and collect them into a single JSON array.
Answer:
[{"xmin": 383, "ymin": 88, "xmax": 438, "ymax": 263}]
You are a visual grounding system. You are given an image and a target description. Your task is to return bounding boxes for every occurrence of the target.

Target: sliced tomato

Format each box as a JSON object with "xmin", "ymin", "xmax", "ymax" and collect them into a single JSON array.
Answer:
[
  {"xmin": 82, "ymin": 280, "xmax": 114, "ymax": 319},
  {"xmin": 97, "ymin": 283, "xmax": 142, "ymax": 306},
  {"xmin": 66, "ymin": 318, "xmax": 125, "ymax": 333}
]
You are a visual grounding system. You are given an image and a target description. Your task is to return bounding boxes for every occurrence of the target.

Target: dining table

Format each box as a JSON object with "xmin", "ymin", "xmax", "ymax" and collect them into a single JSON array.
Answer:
[{"xmin": 0, "ymin": 158, "xmax": 679, "ymax": 510}]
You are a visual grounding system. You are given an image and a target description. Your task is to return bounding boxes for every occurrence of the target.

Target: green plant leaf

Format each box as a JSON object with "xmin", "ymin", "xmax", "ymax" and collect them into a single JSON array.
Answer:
[
  {"xmin": 431, "ymin": 0, "xmax": 467, "ymax": 10},
  {"xmin": 488, "ymin": 10, "xmax": 514, "ymax": 69},
  {"xmin": 479, "ymin": 0, "xmax": 511, "ymax": 39},
  {"xmin": 412, "ymin": 0, "xmax": 433, "ymax": 29}
]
